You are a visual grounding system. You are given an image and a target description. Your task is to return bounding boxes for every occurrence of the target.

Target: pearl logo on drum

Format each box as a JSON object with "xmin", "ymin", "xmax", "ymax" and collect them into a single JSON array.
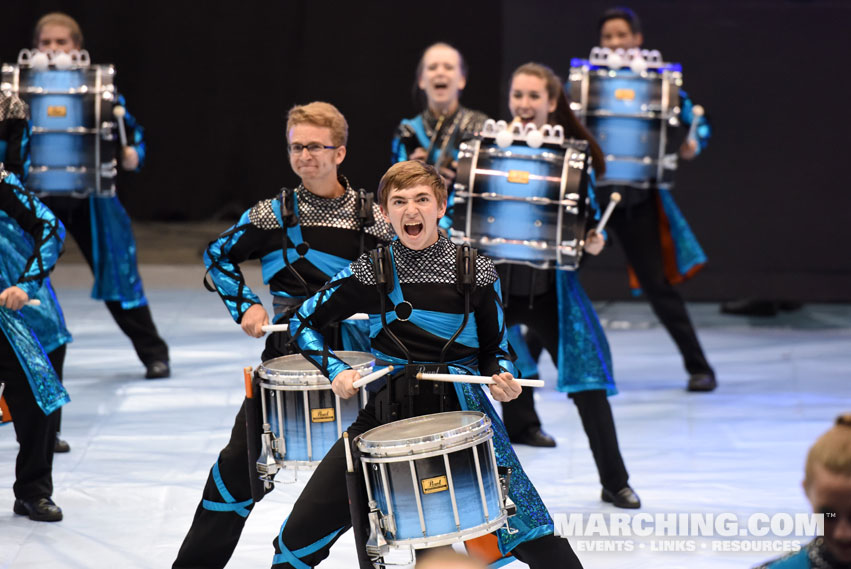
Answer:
[{"xmin": 420, "ymin": 475, "xmax": 449, "ymax": 495}]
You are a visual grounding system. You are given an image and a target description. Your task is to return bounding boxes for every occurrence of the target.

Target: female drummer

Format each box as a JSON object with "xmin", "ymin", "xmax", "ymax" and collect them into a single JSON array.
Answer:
[
  {"xmin": 391, "ymin": 43, "xmax": 556, "ymax": 448},
  {"xmin": 32, "ymin": 12, "xmax": 171, "ymax": 380},
  {"xmin": 390, "ymin": 42, "xmax": 487, "ymax": 228},
  {"xmin": 500, "ymin": 62, "xmax": 640, "ymax": 509}
]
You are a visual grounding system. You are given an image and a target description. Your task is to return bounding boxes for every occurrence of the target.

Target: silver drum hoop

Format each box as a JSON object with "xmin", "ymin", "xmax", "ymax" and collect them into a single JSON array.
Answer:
[
  {"xmin": 257, "ymin": 351, "xmax": 374, "ymax": 386},
  {"xmin": 356, "ymin": 411, "xmax": 492, "ymax": 458}
]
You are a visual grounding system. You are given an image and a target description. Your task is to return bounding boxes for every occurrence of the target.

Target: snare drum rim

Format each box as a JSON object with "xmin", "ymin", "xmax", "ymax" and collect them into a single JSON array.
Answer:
[
  {"xmin": 258, "ymin": 351, "xmax": 374, "ymax": 385},
  {"xmin": 356, "ymin": 411, "xmax": 492, "ymax": 457},
  {"xmin": 385, "ymin": 513, "xmax": 508, "ymax": 550}
]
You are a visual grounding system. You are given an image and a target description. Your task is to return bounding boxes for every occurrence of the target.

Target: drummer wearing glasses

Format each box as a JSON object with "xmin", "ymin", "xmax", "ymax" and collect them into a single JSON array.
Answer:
[
  {"xmin": 275, "ymin": 161, "xmax": 585, "ymax": 568},
  {"xmin": 173, "ymin": 102, "xmax": 394, "ymax": 569}
]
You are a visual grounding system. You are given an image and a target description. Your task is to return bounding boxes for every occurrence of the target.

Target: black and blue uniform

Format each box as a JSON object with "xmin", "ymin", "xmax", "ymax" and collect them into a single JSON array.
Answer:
[
  {"xmin": 0, "ymin": 93, "xmax": 31, "ymax": 180},
  {"xmin": 173, "ymin": 177, "xmax": 394, "ymax": 569},
  {"xmin": 753, "ymin": 538, "xmax": 838, "ymax": 569},
  {"xmin": 0, "ymin": 170, "xmax": 69, "ymax": 504},
  {"xmin": 272, "ymin": 236, "xmax": 583, "ymax": 569}
]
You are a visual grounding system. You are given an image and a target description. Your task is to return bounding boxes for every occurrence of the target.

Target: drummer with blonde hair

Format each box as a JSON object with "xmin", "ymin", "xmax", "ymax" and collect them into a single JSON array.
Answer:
[
  {"xmin": 173, "ymin": 101, "xmax": 394, "ymax": 569},
  {"xmin": 275, "ymin": 160, "xmax": 585, "ymax": 568}
]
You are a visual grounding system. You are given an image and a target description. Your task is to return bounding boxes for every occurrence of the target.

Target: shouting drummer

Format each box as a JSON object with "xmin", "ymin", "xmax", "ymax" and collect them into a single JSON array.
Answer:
[
  {"xmin": 172, "ymin": 101, "xmax": 394, "ymax": 569},
  {"xmin": 32, "ymin": 12, "xmax": 171, "ymax": 381},
  {"xmin": 273, "ymin": 160, "xmax": 585, "ymax": 568}
]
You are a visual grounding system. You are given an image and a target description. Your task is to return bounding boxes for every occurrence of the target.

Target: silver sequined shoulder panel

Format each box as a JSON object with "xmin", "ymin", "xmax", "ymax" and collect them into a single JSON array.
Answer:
[
  {"xmin": 474, "ymin": 255, "xmax": 498, "ymax": 287},
  {"xmin": 0, "ymin": 93, "xmax": 29, "ymax": 121},
  {"xmin": 248, "ymin": 198, "xmax": 281, "ymax": 230},
  {"xmin": 349, "ymin": 253, "xmax": 377, "ymax": 285}
]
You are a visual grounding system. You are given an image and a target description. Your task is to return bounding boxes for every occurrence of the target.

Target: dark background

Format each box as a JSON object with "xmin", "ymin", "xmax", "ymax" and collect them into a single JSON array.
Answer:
[{"xmin": 3, "ymin": 0, "xmax": 850, "ymax": 301}]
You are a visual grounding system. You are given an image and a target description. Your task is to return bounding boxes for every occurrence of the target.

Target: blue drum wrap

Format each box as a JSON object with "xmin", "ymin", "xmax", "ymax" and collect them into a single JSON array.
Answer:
[
  {"xmin": 28, "ymin": 70, "xmax": 86, "ymax": 191},
  {"xmin": 263, "ymin": 388, "xmax": 360, "ymax": 463},
  {"xmin": 568, "ymin": 59, "xmax": 682, "ymax": 188},
  {"xmin": 454, "ymin": 137, "xmax": 590, "ymax": 269},
  {"xmin": 258, "ymin": 351, "xmax": 373, "ymax": 467},
  {"xmin": 368, "ymin": 444, "xmax": 501, "ymax": 540}
]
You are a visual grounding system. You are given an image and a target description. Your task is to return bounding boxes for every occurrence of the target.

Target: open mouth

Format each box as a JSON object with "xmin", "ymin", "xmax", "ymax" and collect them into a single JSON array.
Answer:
[
  {"xmin": 404, "ymin": 222, "xmax": 423, "ymax": 237},
  {"xmin": 433, "ymin": 81, "xmax": 449, "ymax": 93}
]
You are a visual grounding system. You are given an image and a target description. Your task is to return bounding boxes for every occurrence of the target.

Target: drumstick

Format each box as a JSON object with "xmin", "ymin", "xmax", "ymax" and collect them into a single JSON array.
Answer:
[
  {"xmin": 113, "ymin": 105, "xmax": 129, "ymax": 148},
  {"xmin": 243, "ymin": 366, "xmax": 254, "ymax": 399},
  {"xmin": 687, "ymin": 105, "xmax": 704, "ymax": 146},
  {"xmin": 343, "ymin": 432, "xmax": 354, "ymax": 473},
  {"xmin": 261, "ymin": 312, "xmax": 370, "ymax": 333},
  {"xmin": 415, "ymin": 372, "xmax": 545, "ymax": 388},
  {"xmin": 594, "ymin": 192, "xmax": 621, "ymax": 234},
  {"xmin": 26, "ymin": 299, "xmax": 42, "ymax": 306},
  {"xmin": 351, "ymin": 366, "xmax": 394, "ymax": 389}
]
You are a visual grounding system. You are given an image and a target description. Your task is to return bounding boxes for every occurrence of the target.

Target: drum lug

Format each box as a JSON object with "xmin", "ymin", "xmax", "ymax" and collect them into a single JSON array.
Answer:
[
  {"xmin": 256, "ymin": 424, "xmax": 280, "ymax": 480},
  {"xmin": 365, "ymin": 503, "xmax": 390, "ymax": 559}
]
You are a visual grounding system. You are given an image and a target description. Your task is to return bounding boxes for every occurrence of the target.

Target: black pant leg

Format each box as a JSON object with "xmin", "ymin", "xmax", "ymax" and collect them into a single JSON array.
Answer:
[
  {"xmin": 571, "ymin": 390, "xmax": 629, "ymax": 492},
  {"xmin": 500, "ymin": 287, "xmax": 560, "ymax": 438},
  {"xmin": 1, "ymin": 334, "xmax": 57, "ymax": 500},
  {"xmin": 512, "ymin": 533, "xmax": 584, "ymax": 569},
  {"xmin": 47, "ymin": 344, "xmax": 66, "ymax": 433},
  {"xmin": 44, "ymin": 196, "xmax": 169, "ymax": 366},
  {"xmin": 610, "ymin": 198, "xmax": 713, "ymax": 375},
  {"xmin": 104, "ymin": 302, "xmax": 169, "ymax": 364},
  {"xmin": 173, "ymin": 402, "xmax": 257, "ymax": 569}
]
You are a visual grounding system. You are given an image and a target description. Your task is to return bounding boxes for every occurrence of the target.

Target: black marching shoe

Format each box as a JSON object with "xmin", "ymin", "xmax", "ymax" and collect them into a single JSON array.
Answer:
[
  {"xmin": 687, "ymin": 373, "xmax": 717, "ymax": 392},
  {"xmin": 144, "ymin": 360, "xmax": 170, "ymax": 380},
  {"xmin": 13, "ymin": 497, "xmax": 63, "ymax": 522},
  {"xmin": 602, "ymin": 486, "xmax": 641, "ymax": 509},
  {"xmin": 510, "ymin": 427, "xmax": 557, "ymax": 448},
  {"xmin": 54, "ymin": 437, "xmax": 70, "ymax": 453}
]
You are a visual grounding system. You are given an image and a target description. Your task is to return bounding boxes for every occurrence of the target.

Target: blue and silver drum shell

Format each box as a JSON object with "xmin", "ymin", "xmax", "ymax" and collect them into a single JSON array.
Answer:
[
  {"xmin": 1, "ymin": 63, "xmax": 117, "ymax": 196},
  {"xmin": 258, "ymin": 351, "xmax": 372, "ymax": 468},
  {"xmin": 567, "ymin": 63, "xmax": 681, "ymax": 189},
  {"xmin": 357, "ymin": 411, "xmax": 506, "ymax": 549},
  {"xmin": 453, "ymin": 137, "xmax": 590, "ymax": 270}
]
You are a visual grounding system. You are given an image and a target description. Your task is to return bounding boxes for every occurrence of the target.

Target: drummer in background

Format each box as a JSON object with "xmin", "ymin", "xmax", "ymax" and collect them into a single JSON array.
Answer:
[
  {"xmin": 596, "ymin": 6, "xmax": 716, "ymax": 392},
  {"xmin": 390, "ymin": 42, "xmax": 555, "ymax": 448},
  {"xmin": 32, "ymin": 12, "xmax": 171, "ymax": 380},
  {"xmin": 0, "ymin": 168, "xmax": 70, "ymax": 522},
  {"xmin": 498, "ymin": 62, "xmax": 640, "ymax": 509},
  {"xmin": 274, "ymin": 160, "xmax": 585, "ymax": 568},
  {"xmin": 172, "ymin": 101, "xmax": 394, "ymax": 569}
]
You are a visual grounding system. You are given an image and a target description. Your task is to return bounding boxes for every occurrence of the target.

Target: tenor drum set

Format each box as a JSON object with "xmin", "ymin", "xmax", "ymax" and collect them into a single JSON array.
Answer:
[{"xmin": 1, "ymin": 49, "xmax": 121, "ymax": 197}]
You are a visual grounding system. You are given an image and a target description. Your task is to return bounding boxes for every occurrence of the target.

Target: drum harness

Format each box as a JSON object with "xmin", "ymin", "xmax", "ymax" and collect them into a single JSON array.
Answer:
[
  {"xmin": 367, "ymin": 241, "xmax": 478, "ymax": 424},
  {"xmin": 203, "ymin": 184, "xmax": 376, "ymax": 335}
]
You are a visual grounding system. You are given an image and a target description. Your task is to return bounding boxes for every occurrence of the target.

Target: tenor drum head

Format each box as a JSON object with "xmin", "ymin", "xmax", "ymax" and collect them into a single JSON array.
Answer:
[
  {"xmin": 357, "ymin": 411, "xmax": 491, "ymax": 457},
  {"xmin": 258, "ymin": 351, "xmax": 374, "ymax": 386}
]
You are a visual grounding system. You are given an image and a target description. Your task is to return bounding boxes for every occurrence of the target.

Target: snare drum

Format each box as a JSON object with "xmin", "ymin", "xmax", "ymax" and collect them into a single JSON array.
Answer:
[
  {"xmin": 567, "ymin": 48, "xmax": 683, "ymax": 189},
  {"xmin": 357, "ymin": 411, "xmax": 507, "ymax": 550},
  {"xmin": 257, "ymin": 351, "xmax": 372, "ymax": 474},
  {"xmin": 453, "ymin": 124, "xmax": 590, "ymax": 270},
  {"xmin": 1, "ymin": 50, "xmax": 118, "ymax": 196}
]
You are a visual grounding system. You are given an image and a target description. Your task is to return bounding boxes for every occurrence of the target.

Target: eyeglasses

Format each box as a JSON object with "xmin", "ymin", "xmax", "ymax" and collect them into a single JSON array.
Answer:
[{"xmin": 287, "ymin": 143, "xmax": 338, "ymax": 155}]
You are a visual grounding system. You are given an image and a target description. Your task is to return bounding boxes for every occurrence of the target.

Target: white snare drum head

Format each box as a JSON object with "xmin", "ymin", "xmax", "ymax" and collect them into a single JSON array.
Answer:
[
  {"xmin": 357, "ymin": 411, "xmax": 491, "ymax": 457},
  {"xmin": 258, "ymin": 351, "xmax": 374, "ymax": 386}
]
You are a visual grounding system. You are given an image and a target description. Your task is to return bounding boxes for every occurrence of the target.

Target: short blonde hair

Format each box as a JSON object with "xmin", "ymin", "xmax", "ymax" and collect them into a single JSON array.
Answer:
[
  {"xmin": 377, "ymin": 160, "xmax": 447, "ymax": 210},
  {"xmin": 286, "ymin": 101, "xmax": 348, "ymax": 147},
  {"xmin": 33, "ymin": 12, "xmax": 84, "ymax": 49},
  {"xmin": 804, "ymin": 414, "xmax": 851, "ymax": 490}
]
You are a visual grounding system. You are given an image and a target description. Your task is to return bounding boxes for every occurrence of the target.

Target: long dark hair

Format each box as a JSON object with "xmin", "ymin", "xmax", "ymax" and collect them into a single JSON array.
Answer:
[{"xmin": 511, "ymin": 62, "xmax": 606, "ymax": 176}]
